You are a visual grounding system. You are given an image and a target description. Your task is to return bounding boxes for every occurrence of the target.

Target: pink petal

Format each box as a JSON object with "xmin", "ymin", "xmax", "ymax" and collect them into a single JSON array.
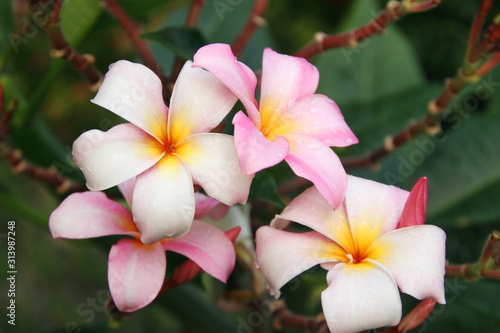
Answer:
[
  {"xmin": 345, "ymin": 175, "xmax": 409, "ymax": 245},
  {"xmin": 322, "ymin": 261, "xmax": 402, "ymax": 333},
  {"xmin": 398, "ymin": 177, "xmax": 428, "ymax": 228},
  {"xmin": 192, "ymin": 43, "xmax": 260, "ymax": 123},
  {"xmin": 193, "ymin": 192, "xmax": 221, "ymax": 218},
  {"xmin": 117, "ymin": 177, "xmax": 136, "ymax": 207},
  {"xmin": 176, "ymin": 133, "xmax": 253, "ymax": 205},
  {"xmin": 284, "ymin": 133, "xmax": 347, "ymax": 209},
  {"xmin": 91, "ymin": 60, "xmax": 168, "ymax": 141},
  {"xmin": 162, "ymin": 220, "xmax": 236, "ymax": 283},
  {"xmin": 233, "ymin": 111, "xmax": 289, "ymax": 175},
  {"xmin": 270, "ymin": 94, "xmax": 358, "ymax": 147},
  {"xmin": 369, "ymin": 225, "xmax": 446, "ymax": 304},
  {"xmin": 168, "ymin": 61, "xmax": 237, "ymax": 142},
  {"xmin": 271, "ymin": 186, "xmax": 350, "ymax": 245},
  {"xmin": 132, "ymin": 155, "xmax": 195, "ymax": 245},
  {"xmin": 108, "ymin": 238, "xmax": 166, "ymax": 312},
  {"xmin": 72, "ymin": 123, "xmax": 164, "ymax": 191},
  {"xmin": 49, "ymin": 192, "xmax": 139, "ymax": 239},
  {"xmin": 259, "ymin": 48, "xmax": 319, "ymax": 132},
  {"xmin": 255, "ymin": 226, "xmax": 344, "ymax": 298}
]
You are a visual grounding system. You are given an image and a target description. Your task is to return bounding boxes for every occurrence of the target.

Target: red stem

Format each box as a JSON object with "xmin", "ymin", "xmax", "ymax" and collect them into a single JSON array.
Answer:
[
  {"xmin": 479, "ymin": 231, "xmax": 500, "ymax": 270},
  {"xmin": 294, "ymin": 0, "xmax": 439, "ymax": 59},
  {"xmin": 232, "ymin": 0, "xmax": 269, "ymax": 56},
  {"xmin": 186, "ymin": 0, "xmax": 205, "ymax": 27},
  {"xmin": 466, "ymin": 0, "xmax": 493, "ymax": 63}
]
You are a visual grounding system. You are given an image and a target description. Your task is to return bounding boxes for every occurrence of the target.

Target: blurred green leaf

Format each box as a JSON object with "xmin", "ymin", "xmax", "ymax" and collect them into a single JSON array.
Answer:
[
  {"xmin": 160, "ymin": 284, "xmax": 239, "ymax": 333},
  {"xmin": 60, "ymin": 0, "xmax": 102, "ymax": 45},
  {"xmin": 144, "ymin": 26, "xmax": 207, "ymax": 60},
  {"xmin": 249, "ymin": 170, "xmax": 284, "ymax": 208},
  {"xmin": 424, "ymin": 280, "xmax": 500, "ymax": 333},
  {"xmin": 315, "ymin": 0, "xmax": 425, "ymax": 107},
  {"xmin": 0, "ymin": 1, "xmax": 13, "ymax": 68},
  {"xmin": 343, "ymin": 85, "xmax": 442, "ymax": 157}
]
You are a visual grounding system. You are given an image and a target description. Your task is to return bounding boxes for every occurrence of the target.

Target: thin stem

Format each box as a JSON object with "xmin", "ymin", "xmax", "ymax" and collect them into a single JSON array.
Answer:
[
  {"xmin": 186, "ymin": 0, "xmax": 205, "ymax": 26},
  {"xmin": 102, "ymin": 0, "xmax": 170, "ymax": 96},
  {"xmin": 31, "ymin": 0, "xmax": 103, "ymax": 91},
  {"xmin": 253, "ymin": 299, "xmax": 327, "ymax": 332},
  {"xmin": 466, "ymin": 0, "xmax": 494, "ymax": 63},
  {"xmin": 294, "ymin": 0, "xmax": 439, "ymax": 59},
  {"xmin": 0, "ymin": 143, "xmax": 86, "ymax": 194},
  {"xmin": 479, "ymin": 231, "xmax": 500, "ymax": 270},
  {"xmin": 232, "ymin": 0, "xmax": 268, "ymax": 57},
  {"xmin": 481, "ymin": 270, "xmax": 500, "ymax": 279},
  {"xmin": 476, "ymin": 52, "xmax": 500, "ymax": 77},
  {"xmin": 445, "ymin": 263, "xmax": 476, "ymax": 280}
]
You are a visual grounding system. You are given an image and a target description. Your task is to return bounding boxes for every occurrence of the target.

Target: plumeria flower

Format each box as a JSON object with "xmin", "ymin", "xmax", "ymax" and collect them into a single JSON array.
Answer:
[
  {"xmin": 255, "ymin": 176, "xmax": 446, "ymax": 333},
  {"xmin": 49, "ymin": 181, "xmax": 236, "ymax": 312},
  {"xmin": 193, "ymin": 44, "xmax": 358, "ymax": 208},
  {"xmin": 72, "ymin": 59, "xmax": 253, "ymax": 244}
]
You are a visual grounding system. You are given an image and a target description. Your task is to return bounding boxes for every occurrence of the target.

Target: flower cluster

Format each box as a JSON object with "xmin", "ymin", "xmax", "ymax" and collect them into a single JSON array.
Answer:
[{"xmin": 50, "ymin": 43, "xmax": 446, "ymax": 332}]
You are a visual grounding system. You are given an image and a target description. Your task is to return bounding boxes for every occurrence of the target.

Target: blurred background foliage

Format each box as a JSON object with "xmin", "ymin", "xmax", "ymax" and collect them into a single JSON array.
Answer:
[{"xmin": 1, "ymin": 0, "xmax": 500, "ymax": 332}]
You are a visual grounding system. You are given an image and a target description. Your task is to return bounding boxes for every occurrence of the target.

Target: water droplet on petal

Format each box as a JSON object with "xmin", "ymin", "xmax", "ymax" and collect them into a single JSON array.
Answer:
[
  {"xmin": 309, "ymin": 107, "xmax": 318, "ymax": 114},
  {"xmin": 345, "ymin": 137, "xmax": 354, "ymax": 145}
]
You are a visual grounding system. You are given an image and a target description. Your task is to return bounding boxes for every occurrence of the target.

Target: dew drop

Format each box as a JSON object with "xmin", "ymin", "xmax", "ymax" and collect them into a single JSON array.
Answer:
[
  {"xmin": 344, "ymin": 137, "xmax": 354, "ymax": 145},
  {"xmin": 309, "ymin": 107, "xmax": 318, "ymax": 114}
]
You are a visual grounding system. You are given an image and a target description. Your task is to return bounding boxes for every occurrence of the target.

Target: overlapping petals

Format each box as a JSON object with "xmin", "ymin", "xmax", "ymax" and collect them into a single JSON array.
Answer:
[
  {"xmin": 73, "ymin": 60, "xmax": 253, "ymax": 243},
  {"xmin": 193, "ymin": 44, "xmax": 358, "ymax": 208},
  {"xmin": 256, "ymin": 176, "xmax": 446, "ymax": 333},
  {"xmin": 49, "ymin": 191, "xmax": 237, "ymax": 312}
]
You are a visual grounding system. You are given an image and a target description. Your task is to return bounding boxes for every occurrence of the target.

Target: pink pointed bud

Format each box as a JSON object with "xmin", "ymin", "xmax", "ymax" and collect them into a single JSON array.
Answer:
[
  {"xmin": 398, "ymin": 177, "xmax": 428, "ymax": 228},
  {"xmin": 397, "ymin": 299, "xmax": 436, "ymax": 333},
  {"xmin": 162, "ymin": 227, "xmax": 241, "ymax": 292}
]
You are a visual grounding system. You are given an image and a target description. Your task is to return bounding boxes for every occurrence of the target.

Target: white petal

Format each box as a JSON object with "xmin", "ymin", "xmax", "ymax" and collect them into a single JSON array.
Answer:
[
  {"xmin": 369, "ymin": 225, "xmax": 447, "ymax": 304},
  {"xmin": 91, "ymin": 60, "xmax": 168, "ymax": 141},
  {"xmin": 176, "ymin": 133, "xmax": 253, "ymax": 205},
  {"xmin": 322, "ymin": 261, "xmax": 402, "ymax": 333},
  {"xmin": 344, "ymin": 175, "xmax": 409, "ymax": 247},
  {"xmin": 168, "ymin": 61, "xmax": 237, "ymax": 142},
  {"xmin": 255, "ymin": 226, "xmax": 344, "ymax": 298},
  {"xmin": 132, "ymin": 155, "xmax": 195, "ymax": 244},
  {"xmin": 72, "ymin": 123, "xmax": 164, "ymax": 191}
]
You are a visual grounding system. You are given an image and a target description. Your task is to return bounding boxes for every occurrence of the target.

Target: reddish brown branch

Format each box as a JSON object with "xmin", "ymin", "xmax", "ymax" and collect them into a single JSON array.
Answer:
[
  {"xmin": 294, "ymin": 0, "xmax": 440, "ymax": 59},
  {"xmin": 466, "ymin": 0, "xmax": 494, "ymax": 63},
  {"xmin": 30, "ymin": 0, "xmax": 103, "ymax": 91},
  {"xmin": 186, "ymin": 0, "xmax": 205, "ymax": 27},
  {"xmin": 0, "ymin": 143, "xmax": 86, "ymax": 194},
  {"xmin": 446, "ymin": 231, "xmax": 500, "ymax": 281},
  {"xmin": 253, "ymin": 299, "xmax": 327, "ymax": 332},
  {"xmin": 232, "ymin": 0, "xmax": 268, "ymax": 57},
  {"xmin": 102, "ymin": 0, "xmax": 169, "ymax": 96}
]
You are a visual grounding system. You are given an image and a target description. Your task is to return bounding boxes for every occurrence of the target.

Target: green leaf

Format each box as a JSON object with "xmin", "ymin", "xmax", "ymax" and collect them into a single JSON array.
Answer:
[
  {"xmin": 60, "ymin": 0, "xmax": 102, "ymax": 45},
  {"xmin": 0, "ymin": 0, "xmax": 13, "ymax": 68},
  {"xmin": 422, "ymin": 280, "xmax": 500, "ymax": 333},
  {"xmin": 159, "ymin": 284, "xmax": 239, "ymax": 333},
  {"xmin": 314, "ymin": 0, "xmax": 425, "ymax": 107},
  {"xmin": 342, "ymin": 85, "xmax": 442, "ymax": 157},
  {"xmin": 249, "ymin": 170, "xmax": 284, "ymax": 208},
  {"xmin": 143, "ymin": 26, "xmax": 208, "ymax": 60}
]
